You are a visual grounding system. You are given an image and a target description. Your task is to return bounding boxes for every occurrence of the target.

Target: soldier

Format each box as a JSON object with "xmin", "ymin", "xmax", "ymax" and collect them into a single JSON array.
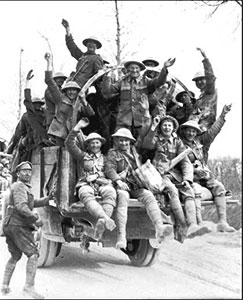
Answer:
[
  {"xmin": 104, "ymin": 128, "xmax": 173, "ymax": 249},
  {"xmin": 142, "ymin": 115, "xmax": 211, "ymax": 239},
  {"xmin": 61, "ymin": 19, "xmax": 103, "ymax": 89},
  {"xmin": 102, "ymin": 58, "xmax": 176, "ymax": 139},
  {"xmin": 192, "ymin": 48, "xmax": 218, "ymax": 162},
  {"xmin": 44, "ymin": 71, "xmax": 67, "ymax": 131},
  {"xmin": 65, "ymin": 118, "xmax": 116, "ymax": 241},
  {"xmin": 167, "ymin": 90, "xmax": 199, "ymax": 125},
  {"xmin": 179, "ymin": 104, "xmax": 235, "ymax": 232},
  {"xmin": 45, "ymin": 53, "xmax": 95, "ymax": 146},
  {"xmin": 1, "ymin": 161, "xmax": 53, "ymax": 298},
  {"xmin": 24, "ymin": 70, "xmax": 51, "ymax": 148}
]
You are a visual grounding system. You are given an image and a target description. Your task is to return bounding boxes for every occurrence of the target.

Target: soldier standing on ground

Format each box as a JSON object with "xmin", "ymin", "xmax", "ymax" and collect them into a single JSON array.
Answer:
[{"xmin": 1, "ymin": 161, "xmax": 53, "ymax": 299}]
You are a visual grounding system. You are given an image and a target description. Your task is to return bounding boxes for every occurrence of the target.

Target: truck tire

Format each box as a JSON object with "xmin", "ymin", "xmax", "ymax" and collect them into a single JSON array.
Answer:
[
  {"xmin": 122, "ymin": 239, "xmax": 160, "ymax": 267},
  {"xmin": 37, "ymin": 234, "xmax": 59, "ymax": 268}
]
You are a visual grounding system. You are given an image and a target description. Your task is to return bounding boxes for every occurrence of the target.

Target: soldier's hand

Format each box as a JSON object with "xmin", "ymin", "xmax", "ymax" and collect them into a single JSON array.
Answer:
[
  {"xmin": 62, "ymin": 19, "xmax": 69, "ymax": 28},
  {"xmin": 74, "ymin": 117, "xmax": 90, "ymax": 131},
  {"xmin": 196, "ymin": 47, "xmax": 206, "ymax": 58},
  {"xmin": 35, "ymin": 216, "xmax": 43, "ymax": 227},
  {"xmin": 86, "ymin": 174, "xmax": 98, "ymax": 183},
  {"xmin": 181, "ymin": 180, "xmax": 191, "ymax": 190},
  {"xmin": 44, "ymin": 52, "xmax": 51, "ymax": 61},
  {"xmin": 116, "ymin": 180, "xmax": 130, "ymax": 191},
  {"xmin": 221, "ymin": 104, "xmax": 232, "ymax": 116},
  {"xmin": 140, "ymin": 94, "xmax": 149, "ymax": 110},
  {"xmin": 164, "ymin": 57, "xmax": 176, "ymax": 68},
  {"xmin": 151, "ymin": 115, "xmax": 161, "ymax": 131},
  {"xmin": 26, "ymin": 69, "xmax": 34, "ymax": 81}
]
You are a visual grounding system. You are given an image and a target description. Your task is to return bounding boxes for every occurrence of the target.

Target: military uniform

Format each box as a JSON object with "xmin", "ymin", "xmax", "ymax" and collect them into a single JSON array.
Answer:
[
  {"xmin": 46, "ymin": 73, "xmax": 94, "ymax": 144},
  {"xmin": 180, "ymin": 116, "xmax": 235, "ymax": 232},
  {"xmin": 65, "ymin": 34, "xmax": 103, "ymax": 88},
  {"xmin": 102, "ymin": 66, "xmax": 169, "ymax": 138}
]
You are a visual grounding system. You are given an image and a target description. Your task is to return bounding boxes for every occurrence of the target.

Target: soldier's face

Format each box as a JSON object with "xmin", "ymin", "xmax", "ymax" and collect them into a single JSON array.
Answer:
[
  {"xmin": 195, "ymin": 78, "xmax": 206, "ymax": 90},
  {"xmin": 66, "ymin": 88, "xmax": 79, "ymax": 101},
  {"xmin": 55, "ymin": 77, "xmax": 66, "ymax": 88},
  {"xmin": 116, "ymin": 137, "xmax": 131, "ymax": 151},
  {"xmin": 87, "ymin": 139, "xmax": 102, "ymax": 154},
  {"xmin": 86, "ymin": 42, "xmax": 97, "ymax": 53},
  {"xmin": 160, "ymin": 120, "xmax": 174, "ymax": 137},
  {"xmin": 183, "ymin": 127, "xmax": 197, "ymax": 141},
  {"xmin": 17, "ymin": 169, "xmax": 32, "ymax": 183},
  {"xmin": 127, "ymin": 64, "xmax": 141, "ymax": 78}
]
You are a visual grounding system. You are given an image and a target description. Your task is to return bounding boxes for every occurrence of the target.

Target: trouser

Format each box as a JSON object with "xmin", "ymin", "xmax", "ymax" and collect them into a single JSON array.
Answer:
[
  {"xmin": 172, "ymin": 180, "xmax": 197, "ymax": 226},
  {"xmin": 115, "ymin": 190, "xmax": 130, "ymax": 246},
  {"xmin": 199, "ymin": 177, "xmax": 227, "ymax": 222},
  {"xmin": 78, "ymin": 184, "xmax": 116, "ymax": 219},
  {"xmin": 162, "ymin": 176, "xmax": 187, "ymax": 227},
  {"xmin": 130, "ymin": 188, "xmax": 164, "ymax": 227}
]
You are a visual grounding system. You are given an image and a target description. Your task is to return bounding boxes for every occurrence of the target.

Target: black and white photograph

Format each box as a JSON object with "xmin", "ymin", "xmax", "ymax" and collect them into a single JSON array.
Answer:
[{"xmin": 0, "ymin": 1, "xmax": 241, "ymax": 299}]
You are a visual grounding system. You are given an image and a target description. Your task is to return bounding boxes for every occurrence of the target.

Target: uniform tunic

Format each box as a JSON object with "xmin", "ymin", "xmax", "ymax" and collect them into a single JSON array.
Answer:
[
  {"xmin": 102, "ymin": 67, "xmax": 168, "ymax": 130},
  {"xmin": 65, "ymin": 34, "xmax": 103, "ymax": 88}
]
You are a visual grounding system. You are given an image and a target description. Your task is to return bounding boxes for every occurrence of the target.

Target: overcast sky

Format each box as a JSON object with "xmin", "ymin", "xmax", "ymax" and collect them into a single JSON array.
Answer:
[{"xmin": 0, "ymin": 1, "xmax": 241, "ymax": 158}]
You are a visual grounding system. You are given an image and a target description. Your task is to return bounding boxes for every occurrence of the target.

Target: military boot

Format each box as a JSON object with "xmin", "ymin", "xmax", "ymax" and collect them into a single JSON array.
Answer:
[
  {"xmin": 184, "ymin": 198, "xmax": 210, "ymax": 239},
  {"xmin": 143, "ymin": 197, "xmax": 173, "ymax": 243},
  {"xmin": 195, "ymin": 197, "xmax": 212, "ymax": 233},
  {"xmin": 116, "ymin": 206, "xmax": 128, "ymax": 249},
  {"xmin": 214, "ymin": 196, "xmax": 235, "ymax": 232},
  {"xmin": 1, "ymin": 257, "xmax": 17, "ymax": 295},
  {"xmin": 23, "ymin": 254, "xmax": 44, "ymax": 299}
]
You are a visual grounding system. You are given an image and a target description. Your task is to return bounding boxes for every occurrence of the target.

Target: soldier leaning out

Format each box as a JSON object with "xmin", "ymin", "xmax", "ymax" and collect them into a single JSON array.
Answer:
[{"xmin": 179, "ymin": 104, "xmax": 235, "ymax": 233}]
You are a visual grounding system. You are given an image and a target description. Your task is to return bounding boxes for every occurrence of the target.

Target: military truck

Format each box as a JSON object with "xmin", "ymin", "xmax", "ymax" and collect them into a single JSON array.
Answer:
[{"xmin": 28, "ymin": 68, "xmax": 238, "ymax": 268}]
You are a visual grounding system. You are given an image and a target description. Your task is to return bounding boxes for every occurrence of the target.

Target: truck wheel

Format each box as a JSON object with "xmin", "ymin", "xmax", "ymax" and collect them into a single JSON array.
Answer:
[
  {"xmin": 37, "ymin": 234, "xmax": 59, "ymax": 268},
  {"xmin": 122, "ymin": 239, "xmax": 160, "ymax": 267}
]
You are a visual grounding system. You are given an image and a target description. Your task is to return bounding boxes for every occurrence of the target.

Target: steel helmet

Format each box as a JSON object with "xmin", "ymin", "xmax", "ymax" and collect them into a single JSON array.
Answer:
[
  {"xmin": 83, "ymin": 36, "xmax": 102, "ymax": 49},
  {"xmin": 32, "ymin": 97, "xmax": 45, "ymax": 104},
  {"xmin": 112, "ymin": 128, "xmax": 136, "ymax": 142},
  {"xmin": 61, "ymin": 81, "xmax": 81, "ymax": 92},
  {"xmin": 124, "ymin": 60, "xmax": 146, "ymax": 71},
  {"xmin": 180, "ymin": 120, "xmax": 202, "ymax": 134},
  {"xmin": 53, "ymin": 72, "xmax": 67, "ymax": 80},
  {"xmin": 85, "ymin": 133, "xmax": 106, "ymax": 145},
  {"xmin": 192, "ymin": 71, "xmax": 205, "ymax": 81},
  {"xmin": 142, "ymin": 58, "xmax": 159, "ymax": 67}
]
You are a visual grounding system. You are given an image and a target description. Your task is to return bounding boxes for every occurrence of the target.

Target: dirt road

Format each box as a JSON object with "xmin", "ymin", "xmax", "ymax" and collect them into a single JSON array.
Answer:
[{"xmin": 0, "ymin": 224, "xmax": 241, "ymax": 299}]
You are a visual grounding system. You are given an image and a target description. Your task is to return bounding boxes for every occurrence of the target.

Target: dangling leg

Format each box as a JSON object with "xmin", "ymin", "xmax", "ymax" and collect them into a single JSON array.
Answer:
[
  {"xmin": 132, "ymin": 189, "xmax": 173, "ymax": 243},
  {"xmin": 205, "ymin": 179, "xmax": 235, "ymax": 232},
  {"xmin": 115, "ymin": 190, "xmax": 129, "ymax": 249},
  {"xmin": 79, "ymin": 185, "xmax": 116, "ymax": 240}
]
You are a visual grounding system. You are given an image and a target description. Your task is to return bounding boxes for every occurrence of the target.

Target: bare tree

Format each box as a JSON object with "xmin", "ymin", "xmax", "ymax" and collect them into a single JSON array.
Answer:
[
  {"xmin": 201, "ymin": 0, "xmax": 241, "ymax": 17},
  {"xmin": 18, "ymin": 48, "xmax": 24, "ymax": 121},
  {"xmin": 38, "ymin": 31, "xmax": 54, "ymax": 70}
]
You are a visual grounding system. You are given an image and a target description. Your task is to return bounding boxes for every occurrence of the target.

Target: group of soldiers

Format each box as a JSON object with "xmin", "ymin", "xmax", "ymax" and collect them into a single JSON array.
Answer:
[{"xmin": 1, "ymin": 19, "xmax": 235, "ymax": 299}]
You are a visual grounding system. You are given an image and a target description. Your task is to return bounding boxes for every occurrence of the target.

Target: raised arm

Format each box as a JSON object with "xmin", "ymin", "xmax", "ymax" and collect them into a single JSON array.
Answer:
[
  {"xmin": 199, "ymin": 104, "xmax": 231, "ymax": 147},
  {"xmin": 148, "ymin": 58, "xmax": 176, "ymax": 92},
  {"xmin": 196, "ymin": 47, "xmax": 216, "ymax": 94},
  {"xmin": 65, "ymin": 118, "xmax": 89, "ymax": 160},
  {"xmin": 62, "ymin": 18, "xmax": 83, "ymax": 60},
  {"xmin": 44, "ymin": 53, "xmax": 63, "ymax": 104}
]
